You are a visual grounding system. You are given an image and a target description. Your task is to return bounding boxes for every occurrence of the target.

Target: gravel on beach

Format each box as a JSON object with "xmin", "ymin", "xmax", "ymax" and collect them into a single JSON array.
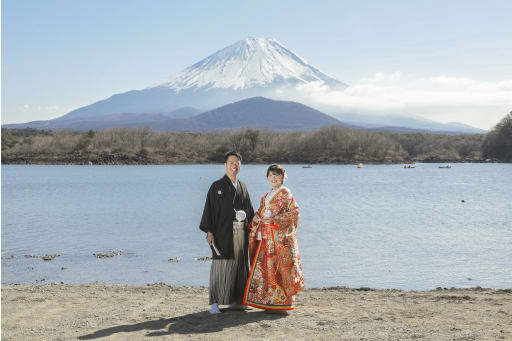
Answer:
[{"xmin": 2, "ymin": 283, "xmax": 511, "ymax": 340}]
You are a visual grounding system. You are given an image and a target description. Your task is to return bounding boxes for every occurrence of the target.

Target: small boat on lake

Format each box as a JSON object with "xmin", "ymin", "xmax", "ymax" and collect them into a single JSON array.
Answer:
[
  {"xmin": 439, "ymin": 163, "xmax": 452, "ymax": 169},
  {"xmin": 357, "ymin": 163, "xmax": 363, "ymax": 168},
  {"xmin": 302, "ymin": 165, "xmax": 312, "ymax": 168},
  {"xmin": 404, "ymin": 165, "xmax": 415, "ymax": 168}
]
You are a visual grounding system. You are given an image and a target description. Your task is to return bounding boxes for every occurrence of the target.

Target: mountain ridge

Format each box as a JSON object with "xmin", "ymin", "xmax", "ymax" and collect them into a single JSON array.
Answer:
[
  {"xmin": 3, "ymin": 96, "xmax": 486, "ymax": 134},
  {"xmin": 2, "ymin": 37, "xmax": 486, "ymax": 134},
  {"xmin": 54, "ymin": 38, "xmax": 346, "ymax": 121},
  {"xmin": 3, "ymin": 97, "xmax": 346, "ymax": 132}
]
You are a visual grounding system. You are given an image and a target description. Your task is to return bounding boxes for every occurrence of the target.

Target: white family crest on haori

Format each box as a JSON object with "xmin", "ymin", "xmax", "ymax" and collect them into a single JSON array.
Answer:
[{"xmin": 235, "ymin": 210, "xmax": 246, "ymax": 222}]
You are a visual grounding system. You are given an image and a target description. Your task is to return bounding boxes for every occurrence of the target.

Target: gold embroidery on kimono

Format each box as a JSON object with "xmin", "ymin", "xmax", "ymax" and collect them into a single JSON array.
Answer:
[{"xmin": 243, "ymin": 187, "xmax": 305, "ymax": 310}]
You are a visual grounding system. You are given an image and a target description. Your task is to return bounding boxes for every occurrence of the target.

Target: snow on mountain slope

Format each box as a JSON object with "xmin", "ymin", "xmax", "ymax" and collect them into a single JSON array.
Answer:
[
  {"xmin": 50, "ymin": 38, "xmax": 347, "ymax": 121},
  {"xmin": 6, "ymin": 37, "xmax": 484, "ymax": 134},
  {"xmin": 154, "ymin": 38, "xmax": 346, "ymax": 91}
]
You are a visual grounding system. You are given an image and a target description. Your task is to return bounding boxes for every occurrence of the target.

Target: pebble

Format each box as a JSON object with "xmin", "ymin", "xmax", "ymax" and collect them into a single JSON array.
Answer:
[
  {"xmin": 41, "ymin": 254, "xmax": 58, "ymax": 261},
  {"xmin": 24, "ymin": 254, "xmax": 60, "ymax": 261},
  {"xmin": 93, "ymin": 251, "xmax": 122, "ymax": 258}
]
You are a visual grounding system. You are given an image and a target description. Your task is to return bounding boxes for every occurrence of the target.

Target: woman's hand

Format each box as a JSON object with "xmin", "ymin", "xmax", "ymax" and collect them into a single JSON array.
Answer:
[{"xmin": 262, "ymin": 213, "xmax": 274, "ymax": 225}]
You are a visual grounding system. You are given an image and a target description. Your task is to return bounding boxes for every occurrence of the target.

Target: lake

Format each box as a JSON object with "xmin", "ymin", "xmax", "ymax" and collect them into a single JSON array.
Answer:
[{"xmin": 2, "ymin": 163, "xmax": 511, "ymax": 290}]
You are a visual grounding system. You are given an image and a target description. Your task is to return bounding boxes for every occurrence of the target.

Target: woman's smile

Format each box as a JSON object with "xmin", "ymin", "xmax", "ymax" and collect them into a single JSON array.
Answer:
[{"xmin": 268, "ymin": 173, "xmax": 282, "ymax": 188}]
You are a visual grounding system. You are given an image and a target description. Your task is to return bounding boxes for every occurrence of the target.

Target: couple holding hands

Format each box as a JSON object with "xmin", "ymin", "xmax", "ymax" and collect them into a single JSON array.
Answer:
[{"xmin": 199, "ymin": 151, "xmax": 304, "ymax": 314}]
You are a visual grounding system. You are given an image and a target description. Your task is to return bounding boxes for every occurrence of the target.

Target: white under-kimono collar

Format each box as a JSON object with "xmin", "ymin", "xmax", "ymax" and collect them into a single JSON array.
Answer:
[
  {"xmin": 264, "ymin": 186, "xmax": 282, "ymax": 218},
  {"xmin": 266, "ymin": 186, "xmax": 282, "ymax": 204}
]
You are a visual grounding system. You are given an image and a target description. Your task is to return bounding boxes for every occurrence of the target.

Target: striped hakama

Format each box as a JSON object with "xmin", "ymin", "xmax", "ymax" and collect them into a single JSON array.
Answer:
[{"xmin": 209, "ymin": 222, "xmax": 247, "ymax": 305}]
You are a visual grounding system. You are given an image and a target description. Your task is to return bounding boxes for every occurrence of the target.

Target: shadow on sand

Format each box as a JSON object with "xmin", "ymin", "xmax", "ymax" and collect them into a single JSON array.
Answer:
[{"xmin": 78, "ymin": 309, "xmax": 286, "ymax": 339}]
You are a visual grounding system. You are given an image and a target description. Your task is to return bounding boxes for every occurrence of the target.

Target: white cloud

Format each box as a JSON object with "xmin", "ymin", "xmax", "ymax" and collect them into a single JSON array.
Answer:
[
  {"xmin": 428, "ymin": 76, "xmax": 476, "ymax": 88},
  {"xmin": 295, "ymin": 73, "xmax": 512, "ymax": 129},
  {"xmin": 18, "ymin": 104, "xmax": 60, "ymax": 113}
]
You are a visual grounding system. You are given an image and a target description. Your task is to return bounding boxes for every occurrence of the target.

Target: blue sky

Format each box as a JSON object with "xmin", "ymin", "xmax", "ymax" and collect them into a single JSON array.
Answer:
[{"xmin": 2, "ymin": 0, "xmax": 512, "ymax": 128}]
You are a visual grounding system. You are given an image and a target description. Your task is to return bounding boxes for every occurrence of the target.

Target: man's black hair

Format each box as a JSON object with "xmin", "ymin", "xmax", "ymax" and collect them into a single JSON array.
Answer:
[{"xmin": 224, "ymin": 151, "xmax": 242, "ymax": 163}]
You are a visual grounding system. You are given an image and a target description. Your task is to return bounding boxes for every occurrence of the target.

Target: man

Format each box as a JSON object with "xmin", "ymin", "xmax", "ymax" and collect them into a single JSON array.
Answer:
[{"xmin": 199, "ymin": 151, "xmax": 254, "ymax": 314}]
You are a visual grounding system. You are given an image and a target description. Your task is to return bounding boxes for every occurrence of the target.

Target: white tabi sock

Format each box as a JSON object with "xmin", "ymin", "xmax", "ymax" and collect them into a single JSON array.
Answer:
[{"xmin": 209, "ymin": 303, "xmax": 221, "ymax": 314}]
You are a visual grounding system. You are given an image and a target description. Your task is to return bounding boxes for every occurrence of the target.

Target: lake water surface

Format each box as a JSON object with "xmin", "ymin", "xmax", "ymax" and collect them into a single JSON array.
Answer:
[{"xmin": 2, "ymin": 164, "xmax": 511, "ymax": 290}]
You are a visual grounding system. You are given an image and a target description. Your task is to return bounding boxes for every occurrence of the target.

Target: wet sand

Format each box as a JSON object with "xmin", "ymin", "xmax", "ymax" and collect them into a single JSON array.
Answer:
[{"xmin": 2, "ymin": 283, "xmax": 511, "ymax": 340}]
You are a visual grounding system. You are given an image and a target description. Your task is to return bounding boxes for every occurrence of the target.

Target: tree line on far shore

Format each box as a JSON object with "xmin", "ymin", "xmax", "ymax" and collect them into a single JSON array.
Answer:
[{"xmin": 2, "ymin": 112, "xmax": 511, "ymax": 164}]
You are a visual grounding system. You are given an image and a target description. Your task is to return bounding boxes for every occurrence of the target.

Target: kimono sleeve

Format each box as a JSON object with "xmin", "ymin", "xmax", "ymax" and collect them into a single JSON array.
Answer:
[
  {"xmin": 253, "ymin": 196, "xmax": 265, "ymax": 222},
  {"xmin": 199, "ymin": 185, "xmax": 216, "ymax": 233},
  {"xmin": 272, "ymin": 191, "xmax": 299, "ymax": 230},
  {"xmin": 246, "ymin": 190, "xmax": 255, "ymax": 226}
]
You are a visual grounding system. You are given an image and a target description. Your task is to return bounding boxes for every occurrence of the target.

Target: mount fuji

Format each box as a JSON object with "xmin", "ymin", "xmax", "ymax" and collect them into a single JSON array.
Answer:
[
  {"xmin": 159, "ymin": 38, "xmax": 345, "ymax": 91},
  {"xmin": 3, "ymin": 38, "xmax": 485, "ymax": 134},
  {"xmin": 55, "ymin": 38, "xmax": 347, "ymax": 122}
]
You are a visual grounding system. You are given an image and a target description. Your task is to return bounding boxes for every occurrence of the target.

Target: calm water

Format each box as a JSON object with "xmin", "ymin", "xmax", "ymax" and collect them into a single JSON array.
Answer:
[{"xmin": 2, "ymin": 164, "xmax": 511, "ymax": 290}]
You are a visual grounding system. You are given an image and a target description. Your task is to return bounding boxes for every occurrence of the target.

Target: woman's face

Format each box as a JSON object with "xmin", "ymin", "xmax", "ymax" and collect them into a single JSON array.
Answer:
[{"xmin": 267, "ymin": 171, "xmax": 283, "ymax": 188}]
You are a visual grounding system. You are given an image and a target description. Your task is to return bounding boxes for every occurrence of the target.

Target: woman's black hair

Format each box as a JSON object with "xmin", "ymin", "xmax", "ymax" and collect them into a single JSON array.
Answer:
[{"xmin": 266, "ymin": 164, "xmax": 285, "ymax": 178}]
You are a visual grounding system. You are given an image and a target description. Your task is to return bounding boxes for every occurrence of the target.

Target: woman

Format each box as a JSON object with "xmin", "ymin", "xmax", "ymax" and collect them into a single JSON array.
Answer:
[{"xmin": 243, "ymin": 164, "xmax": 305, "ymax": 311}]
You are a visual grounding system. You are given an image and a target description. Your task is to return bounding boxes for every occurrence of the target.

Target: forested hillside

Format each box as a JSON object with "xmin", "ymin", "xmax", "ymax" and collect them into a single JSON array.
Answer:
[{"xmin": 2, "ymin": 125, "xmax": 489, "ymax": 165}]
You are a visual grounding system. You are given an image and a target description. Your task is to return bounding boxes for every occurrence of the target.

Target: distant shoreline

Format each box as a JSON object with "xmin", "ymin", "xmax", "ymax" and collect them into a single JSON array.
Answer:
[
  {"xmin": 5, "ymin": 126, "xmax": 505, "ymax": 166},
  {"xmin": 1, "ymin": 158, "xmax": 504, "ymax": 166}
]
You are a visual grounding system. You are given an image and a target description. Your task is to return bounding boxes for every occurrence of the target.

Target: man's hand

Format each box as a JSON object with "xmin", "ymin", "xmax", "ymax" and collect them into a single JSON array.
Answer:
[{"xmin": 206, "ymin": 232, "xmax": 215, "ymax": 246}]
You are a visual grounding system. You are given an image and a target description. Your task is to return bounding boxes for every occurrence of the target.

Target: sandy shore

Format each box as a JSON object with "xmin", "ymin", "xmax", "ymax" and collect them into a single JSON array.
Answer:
[{"xmin": 2, "ymin": 284, "xmax": 511, "ymax": 341}]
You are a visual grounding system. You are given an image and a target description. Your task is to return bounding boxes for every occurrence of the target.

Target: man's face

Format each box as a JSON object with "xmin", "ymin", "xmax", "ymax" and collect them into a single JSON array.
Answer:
[{"xmin": 225, "ymin": 155, "xmax": 241, "ymax": 179}]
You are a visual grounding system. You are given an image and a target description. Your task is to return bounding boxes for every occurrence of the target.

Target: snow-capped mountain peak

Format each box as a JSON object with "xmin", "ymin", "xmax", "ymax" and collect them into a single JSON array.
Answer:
[{"xmin": 154, "ymin": 37, "xmax": 346, "ymax": 91}]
